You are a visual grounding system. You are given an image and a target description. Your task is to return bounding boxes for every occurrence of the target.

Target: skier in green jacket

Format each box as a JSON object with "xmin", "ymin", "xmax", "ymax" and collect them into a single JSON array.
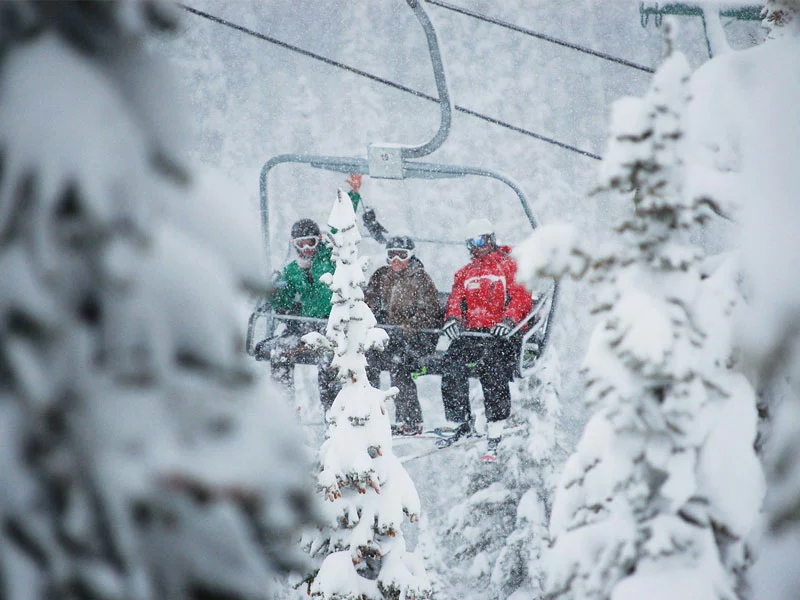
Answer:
[
  {"xmin": 270, "ymin": 219, "xmax": 335, "ymax": 318},
  {"xmin": 268, "ymin": 218, "xmax": 340, "ymax": 411}
]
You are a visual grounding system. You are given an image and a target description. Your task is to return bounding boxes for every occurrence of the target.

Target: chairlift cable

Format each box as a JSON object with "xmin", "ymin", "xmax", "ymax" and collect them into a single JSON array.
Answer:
[
  {"xmin": 180, "ymin": 4, "xmax": 602, "ymax": 161},
  {"xmin": 425, "ymin": 0, "xmax": 656, "ymax": 74}
]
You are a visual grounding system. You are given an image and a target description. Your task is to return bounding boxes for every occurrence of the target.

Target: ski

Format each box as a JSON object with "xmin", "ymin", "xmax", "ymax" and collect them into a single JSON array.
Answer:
[
  {"xmin": 397, "ymin": 425, "xmax": 525, "ymax": 463},
  {"xmin": 434, "ymin": 430, "xmax": 480, "ymax": 449},
  {"xmin": 392, "ymin": 432, "xmax": 448, "ymax": 443},
  {"xmin": 391, "ymin": 426, "xmax": 468, "ymax": 443},
  {"xmin": 398, "ymin": 433, "xmax": 485, "ymax": 464},
  {"xmin": 480, "ymin": 439, "xmax": 500, "ymax": 462}
]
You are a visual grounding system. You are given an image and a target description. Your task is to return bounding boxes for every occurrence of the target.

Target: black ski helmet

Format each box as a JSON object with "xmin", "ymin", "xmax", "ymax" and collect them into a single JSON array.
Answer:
[
  {"xmin": 385, "ymin": 235, "xmax": 415, "ymax": 251},
  {"xmin": 291, "ymin": 218, "xmax": 320, "ymax": 239}
]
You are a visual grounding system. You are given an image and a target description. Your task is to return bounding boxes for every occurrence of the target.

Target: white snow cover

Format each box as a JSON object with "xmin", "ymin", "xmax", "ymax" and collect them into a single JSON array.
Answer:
[
  {"xmin": 689, "ymin": 21, "xmax": 800, "ymax": 373},
  {"xmin": 164, "ymin": 169, "xmax": 263, "ymax": 289},
  {"xmin": 302, "ymin": 190, "xmax": 430, "ymax": 600},
  {"xmin": 696, "ymin": 373, "xmax": 764, "ymax": 536},
  {"xmin": 311, "ymin": 551, "xmax": 378, "ymax": 599}
]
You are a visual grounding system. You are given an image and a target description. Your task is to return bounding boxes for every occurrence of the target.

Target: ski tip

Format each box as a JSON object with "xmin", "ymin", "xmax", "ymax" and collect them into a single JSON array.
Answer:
[{"xmin": 480, "ymin": 453, "xmax": 497, "ymax": 463}]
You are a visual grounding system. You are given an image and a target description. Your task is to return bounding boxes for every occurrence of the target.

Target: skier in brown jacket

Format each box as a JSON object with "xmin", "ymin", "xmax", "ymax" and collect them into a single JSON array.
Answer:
[{"xmin": 365, "ymin": 236, "xmax": 441, "ymax": 435}]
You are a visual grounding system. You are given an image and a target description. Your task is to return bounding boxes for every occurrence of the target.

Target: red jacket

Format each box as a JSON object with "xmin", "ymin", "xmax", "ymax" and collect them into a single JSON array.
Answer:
[{"xmin": 445, "ymin": 245, "xmax": 532, "ymax": 330}]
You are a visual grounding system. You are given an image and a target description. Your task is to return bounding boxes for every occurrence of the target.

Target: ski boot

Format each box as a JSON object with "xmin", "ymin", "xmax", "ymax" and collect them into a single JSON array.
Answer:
[
  {"xmin": 481, "ymin": 437, "xmax": 501, "ymax": 462},
  {"xmin": 392, "ymin": 422, "xmax": 423, "ymax": 437},
  {"xmin": 435, "ymin": 417, "xmax": 476, "ymax": 449}
]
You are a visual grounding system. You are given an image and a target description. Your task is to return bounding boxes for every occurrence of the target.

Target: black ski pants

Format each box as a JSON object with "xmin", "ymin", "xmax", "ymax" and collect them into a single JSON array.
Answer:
[
  {"xmin": 271, "ymin": 336, "xmax": 340, "ymax": 412},
  {"xmin": 441, "ymin": 335, "xmax": 517, "ymax": 424},
  {"xmin": 366, "ymin": 333, "xmax": 424, "ymax": 427}
]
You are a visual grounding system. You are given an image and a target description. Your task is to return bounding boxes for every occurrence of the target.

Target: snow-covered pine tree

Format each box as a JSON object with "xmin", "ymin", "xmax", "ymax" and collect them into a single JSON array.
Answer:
[
  {"xmin": 435, "ymin": 348, "xmax": 565, "ymax": 600},
  {"xmin": 0, "ymin": 4, "xmax": 315, "ymax": 598},
  {"xmin": 300, "ymin": 189, "xmax": 431, "ymax": 600},
  {"xmin": 762, "ymin": 0, "xmax": 800, "ymax": 39},
  {"xmin": 515, "ymin": 20, "xmax": 763, "ymax": 600}
]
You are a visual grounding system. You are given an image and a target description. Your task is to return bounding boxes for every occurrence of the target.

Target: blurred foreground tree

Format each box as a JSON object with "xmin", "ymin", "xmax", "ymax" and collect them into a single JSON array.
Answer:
[{"xmin": 0, "ymin": 3, "xmax": 315, "ymax": 599}]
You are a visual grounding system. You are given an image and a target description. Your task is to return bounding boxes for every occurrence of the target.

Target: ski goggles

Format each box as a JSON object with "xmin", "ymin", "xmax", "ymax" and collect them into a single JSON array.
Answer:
[
  {"xmin": 387, "ymin": 248, "xmax": 412, "ymax": 261},
  {"xmin": 466, "ymin": 235, "xmax": 489, "ymax": 249},
  {"xmin": 292, "ymin": 236, "xmax": 319, "ymax": 250}
]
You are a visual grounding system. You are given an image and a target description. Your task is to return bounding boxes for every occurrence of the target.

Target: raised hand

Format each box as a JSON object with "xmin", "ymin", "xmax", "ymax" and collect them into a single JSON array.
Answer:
[{"xmin": 346, "ymin": 173, "xmax": 362, "ymax": 193}]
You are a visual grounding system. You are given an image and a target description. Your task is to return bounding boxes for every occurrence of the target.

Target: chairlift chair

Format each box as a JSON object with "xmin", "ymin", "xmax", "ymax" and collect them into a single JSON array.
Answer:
[{"xmin": 245, "ymin": 0, "xmax": 558, "ymax": 379}]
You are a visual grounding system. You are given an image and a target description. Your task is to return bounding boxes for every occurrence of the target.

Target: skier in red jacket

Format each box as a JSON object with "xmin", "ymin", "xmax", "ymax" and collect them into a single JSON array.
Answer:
[{"xmin": 441, "ymin": 218, "xmax": 533, "ymax": 459}]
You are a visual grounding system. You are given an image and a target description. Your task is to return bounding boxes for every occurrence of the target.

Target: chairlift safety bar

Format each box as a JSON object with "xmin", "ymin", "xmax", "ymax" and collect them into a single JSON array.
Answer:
[{"xmin": 255, "ymin": 287, "xmax": 552, "ymax": 339}]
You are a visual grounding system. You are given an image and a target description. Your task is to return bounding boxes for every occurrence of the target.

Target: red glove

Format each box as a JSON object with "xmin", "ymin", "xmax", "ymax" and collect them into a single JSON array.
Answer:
[{"xmin": 346, "ymin": 173, "xmax": 362, "ymax": 193}]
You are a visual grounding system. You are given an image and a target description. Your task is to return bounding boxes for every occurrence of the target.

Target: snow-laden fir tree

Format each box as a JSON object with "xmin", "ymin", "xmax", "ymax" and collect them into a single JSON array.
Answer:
[
  {"xmin": 515, "ymin": 20, "xmax": 764, "ymax": 600},
  {"xmin": 299, "ymin": 190, "xmax": 431, "ymax": 600},
  {"xmin": 0, "ymin": 3, "xmax": 316, "ymax": 598},
  {"xmin": 435, "ymin": 348, "xmax": 565, "ymax": 600}
]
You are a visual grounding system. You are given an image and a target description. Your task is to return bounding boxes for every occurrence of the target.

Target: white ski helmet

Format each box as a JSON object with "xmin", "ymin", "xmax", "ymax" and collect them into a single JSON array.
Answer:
[{"xmin": 464, "ymin": 218, "xmax": 494, "ymax": 240}]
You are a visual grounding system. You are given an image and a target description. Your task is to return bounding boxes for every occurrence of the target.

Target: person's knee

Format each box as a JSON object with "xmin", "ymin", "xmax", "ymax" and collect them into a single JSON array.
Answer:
[
  {"xmin": 480, "ymin": 357, "xmax": 514, "ymax": 382},
  {"xmin": 441, "ymin": 371, "xmax": 463, "ymax": 389}
]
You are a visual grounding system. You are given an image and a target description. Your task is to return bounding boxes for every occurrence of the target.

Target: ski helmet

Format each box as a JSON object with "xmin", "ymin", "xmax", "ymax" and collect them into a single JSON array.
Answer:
[
  {"xmin": 385, "ymin": 235, "xmax": 415, "ymax": 251},
  {"xmin": 464, "ymin": 218, "xmax": 494, "ymax": 240},
  {"xmin": 291, "ymin": 218, "xmax": 320, "ymax": 239}
]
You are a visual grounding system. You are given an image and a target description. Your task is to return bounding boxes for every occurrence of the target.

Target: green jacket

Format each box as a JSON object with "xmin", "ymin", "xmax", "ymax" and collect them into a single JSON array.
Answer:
[
  {"xmin": 271, "ymin": 243, "xmax": 335, "ymax": 318},
  {"xmin": 348, "ymin": 191, "xmax": 361, "ymax": 212}
]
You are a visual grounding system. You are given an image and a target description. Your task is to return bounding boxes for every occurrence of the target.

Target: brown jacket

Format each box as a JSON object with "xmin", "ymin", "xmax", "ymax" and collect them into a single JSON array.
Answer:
[{"xmin": 365, "ymin": 258, "xmax": 441, "ymax": 331}]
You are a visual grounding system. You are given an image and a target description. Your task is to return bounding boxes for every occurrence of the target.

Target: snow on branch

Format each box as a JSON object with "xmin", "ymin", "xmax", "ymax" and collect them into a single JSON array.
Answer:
[{"xmin": 515, "ymin": 223, "xmax": 590, "ymax": 285}]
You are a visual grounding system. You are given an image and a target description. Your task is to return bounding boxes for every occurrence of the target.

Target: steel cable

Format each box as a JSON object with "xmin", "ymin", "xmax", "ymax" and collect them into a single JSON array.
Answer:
[
  {"xmin": 425, "ymin": 0, "xmax": 656, "ymax": 74},
  {"xmin": 181, "ymin": 4, "xmax": 602, "ymax": 160}
]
